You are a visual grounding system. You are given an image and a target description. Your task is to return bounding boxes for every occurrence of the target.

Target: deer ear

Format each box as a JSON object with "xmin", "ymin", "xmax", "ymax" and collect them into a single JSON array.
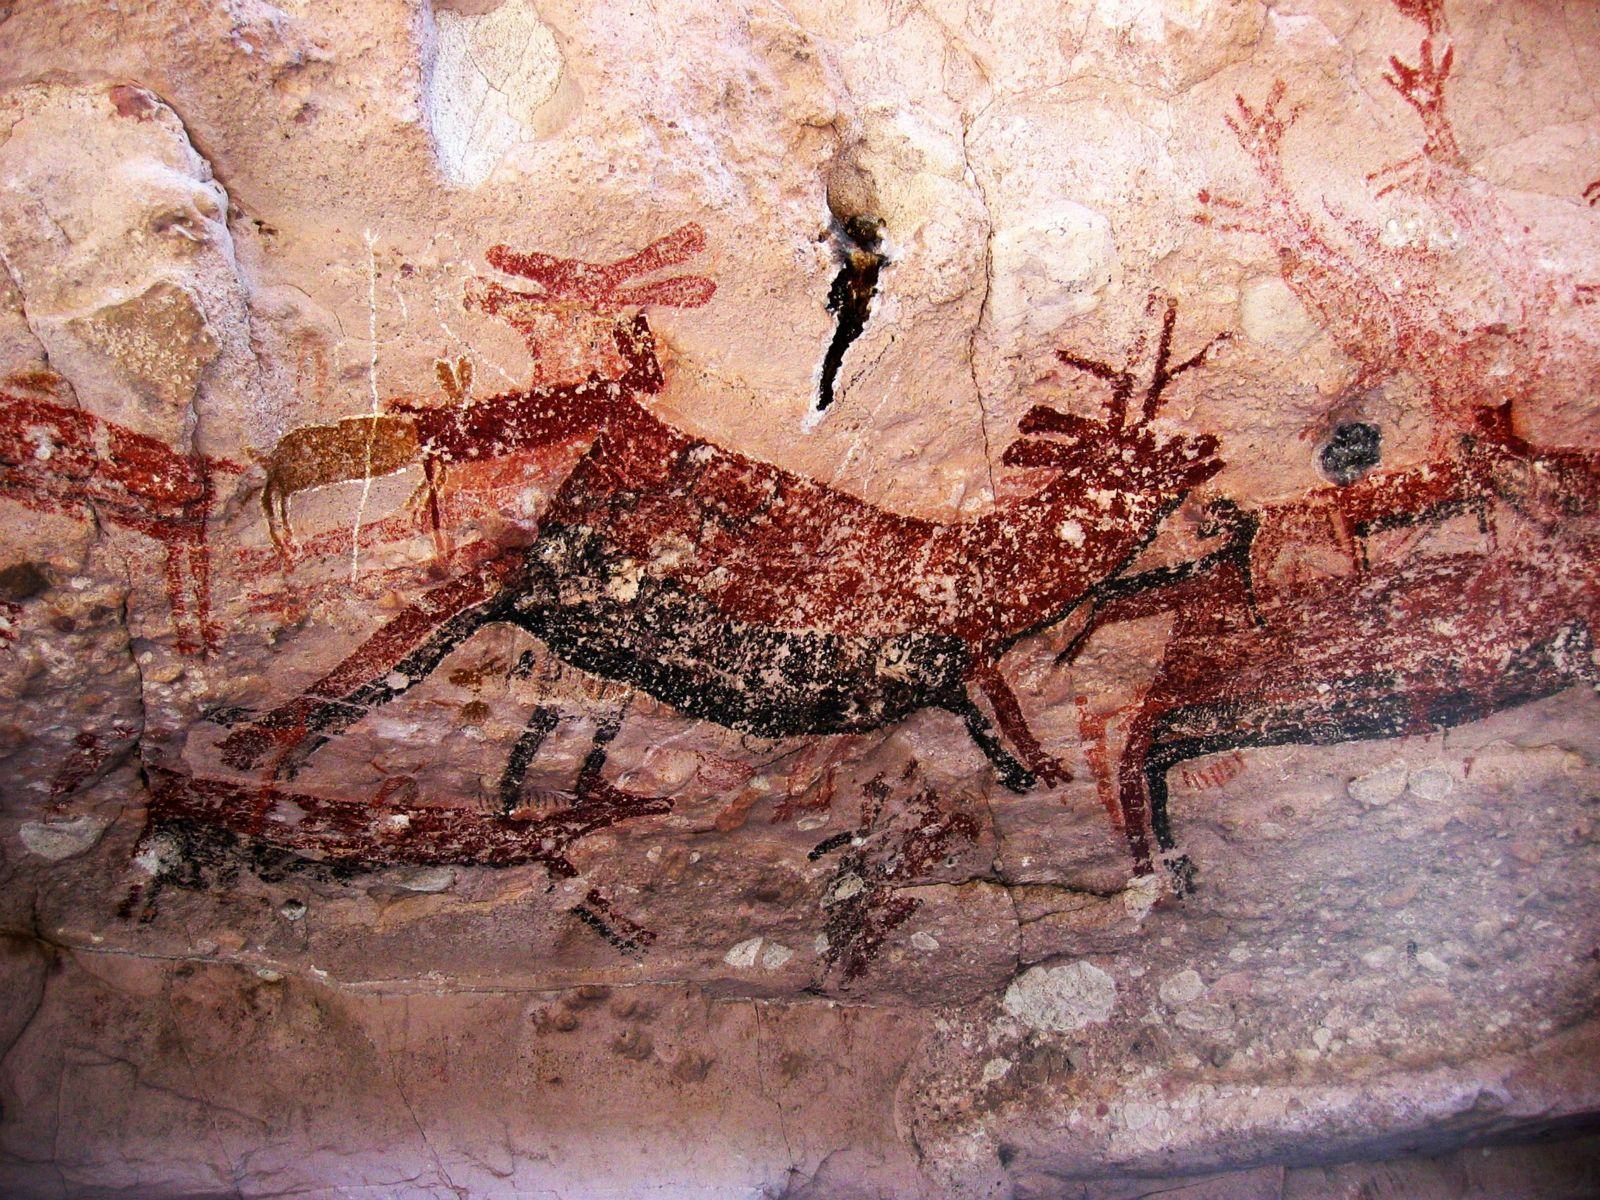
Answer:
[{"xmin": 1019, "ymin": 405, "xmax": 1098, "ymax": 440}]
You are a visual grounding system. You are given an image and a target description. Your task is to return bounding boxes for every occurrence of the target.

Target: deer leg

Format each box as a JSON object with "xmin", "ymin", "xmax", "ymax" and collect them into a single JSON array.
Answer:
[
  {"xmin": 160, "ymin": 537, "xmax": 198, "ymax": 656},
  {"xmin": 262, "ymin": 468, "xmax": 307, "ymax": 571},
  {"xmin": 186, "ymin": 528, "xmax": 220, "ymax": 656},
  {"xmin": 973, "ymin": 662, "xmax": 1072, "ymax": 786},
  {"xmin": 1116, "ymin": 712, "xmax": 1159, "ymax": 877},
  {"xmin": 218, "ymin": 553, "xmax": 525, "ymax": 777},
  {"xmin": 944, "ymin": 692, "xmax": 1035, "ymax": 793},
  {"xmin": 1053, "ymin": 600, "xmax": 1106, "ymax": 668},
  {"xmin": 1144, "ymin": 740, "xmax": 1196, "ymax": 896},
  {"xmin": 419, "ymin": 454, "xmax": 450, "ymax": 565},
  {"xmin": 497, "ymin": 705, "xmax": 561, "ymax": 814},
  {"xmin": 561, "ymin": 697, "xmax": 672, "ymax": 813}
]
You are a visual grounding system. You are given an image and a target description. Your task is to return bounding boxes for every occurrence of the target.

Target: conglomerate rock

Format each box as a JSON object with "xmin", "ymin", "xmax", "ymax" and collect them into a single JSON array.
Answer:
[{"xmin": 0, "ymin": 1, "xmax": 1597, "ymax": 1196}]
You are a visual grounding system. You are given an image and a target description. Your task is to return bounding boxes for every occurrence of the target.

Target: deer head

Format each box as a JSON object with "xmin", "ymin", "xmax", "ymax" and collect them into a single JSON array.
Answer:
[
  {"xmin": 1002, "ymin": 297, "xmax": 1227, "ymax": 498},
  {"xmin": 1465, "ymin": 400, "xmax": 1600, "ymax": 523},
  {"xmin": 465, "ymin": 223, "xmax": 715, "ymax": 388}
]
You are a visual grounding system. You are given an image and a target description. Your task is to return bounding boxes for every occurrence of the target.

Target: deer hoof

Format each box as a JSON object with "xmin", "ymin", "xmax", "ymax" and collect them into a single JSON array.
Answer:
[
  {"xmin": 1028, "ymin": 756, "xmax": 1074, "ymax": 788},
  {"xmin": 997, "ymin": 764, "xmax": 1037, "ymax": 794},
  {"xmin": 1163, "ymin": 853, "xmax": 1197, "ymax": 898}
]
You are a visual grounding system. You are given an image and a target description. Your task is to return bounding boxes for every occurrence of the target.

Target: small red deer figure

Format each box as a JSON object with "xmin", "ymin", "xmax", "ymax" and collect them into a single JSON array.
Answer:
[{"xmin": 260, "ymin": 224, "xmax": 716, "ymax": 562}]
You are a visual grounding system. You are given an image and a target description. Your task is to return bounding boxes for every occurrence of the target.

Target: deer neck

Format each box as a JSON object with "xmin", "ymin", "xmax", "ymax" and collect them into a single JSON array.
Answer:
[{"xmin": 959, "ymin": 457, "xmax": 1187, "ymax": 639}]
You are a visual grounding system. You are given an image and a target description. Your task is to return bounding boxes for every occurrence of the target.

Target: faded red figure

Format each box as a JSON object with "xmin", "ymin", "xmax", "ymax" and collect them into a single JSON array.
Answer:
[
  {"xmin": 0, "ymin": 371, "xmax": 237, "ymax": 655},
  {"xmin": 1199, "ymin": 0, "xmax": 1599, "ymax": 438}
]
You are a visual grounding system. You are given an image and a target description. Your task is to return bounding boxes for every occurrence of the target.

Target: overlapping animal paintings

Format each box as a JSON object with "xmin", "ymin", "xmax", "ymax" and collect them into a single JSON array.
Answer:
[{"xmin": 8, "ymin": 0, "xmax": 1599, "ymax": 977}]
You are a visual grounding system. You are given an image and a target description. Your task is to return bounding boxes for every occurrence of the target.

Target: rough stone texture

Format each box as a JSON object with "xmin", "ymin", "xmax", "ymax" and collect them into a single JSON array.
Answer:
[{"xmin": 0, "ymin": 0, "xmax": 1598, "ymax": 1196}]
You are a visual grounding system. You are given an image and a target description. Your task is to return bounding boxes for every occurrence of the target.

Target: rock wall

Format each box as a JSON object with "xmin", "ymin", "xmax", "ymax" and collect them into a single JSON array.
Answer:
[{"xmin": 0, "ymin": 0, "xmax": 1597, "ymax": 1196}]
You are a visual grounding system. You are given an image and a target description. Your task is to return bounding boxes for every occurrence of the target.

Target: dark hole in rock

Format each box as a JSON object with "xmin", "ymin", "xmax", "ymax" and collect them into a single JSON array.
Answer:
[
  {"xmin": 817, "ymin": 212, "xmax": 886, "ymax": 413},
  {"xmin": 1320, "ymin": 421, "xmax": 1383, "ymax": 484},
  {"xmin": 0, "ymin": 561, "xmax": 49, "ymax": 603}
]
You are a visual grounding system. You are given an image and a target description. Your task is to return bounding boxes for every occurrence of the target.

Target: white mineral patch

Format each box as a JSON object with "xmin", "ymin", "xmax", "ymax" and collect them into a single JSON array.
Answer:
[
  {"xmin": 19, "ymin": 815, "xmax": 111, "ymax": 861},
  {"xmin": 986, "ymin": 201, "xmax": 1117, "ymax": 350},
  {"xmin": 724, "ymin": 937, "xmax": 763, "ymax": 968},
  {"xmin": 133, "ymin": 832, "xmax": 182, "ymax": 876},
  {"xmin": 826, "ymin": 873, "xmax": 866, "ymax": 905},
  {"xmin": 423, "ymin": 0, "xmax": 563, "ymax": 188},
  {"xmin": 1407, "ymin": 767, "xmax": 1455, "ymax": 801},
  {"xmin": 1122, "ymin": 872, "xmax": 1163, "ymax": 920},
  {"xmin": 1158, "ymin": 968, "xmax": 1205, "ymax": 1007},
  {"xmin": 980, "ymin": 1057, "xmax": 1012, "ymax": 1084},
  {"xmin": 760, "ymin": 941, "xmax": 794, "ymax": 970},
  {"xmin": 1239, "ymin": 274, "xmax": 1319, "ymax": 351},
  {"xmin": 391, "ymin": 866, "xmax": 456, "ymax": 893},
  {"xmin": 1348, "ymin": 761, "xmax": 1408, "ymax": 807},
  {"xmin": 1003, "ymin": 961, "xmax": 1117, "ymax": 1034}
]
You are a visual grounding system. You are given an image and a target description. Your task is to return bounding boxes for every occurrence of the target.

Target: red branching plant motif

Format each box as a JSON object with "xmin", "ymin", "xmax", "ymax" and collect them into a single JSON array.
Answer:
[{"xmin": 0, "ymin": 372, "xmax": 241, "ymax": 654}]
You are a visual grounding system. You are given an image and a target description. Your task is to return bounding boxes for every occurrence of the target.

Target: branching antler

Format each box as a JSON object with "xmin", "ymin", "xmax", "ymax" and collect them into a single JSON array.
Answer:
[
  {"xmin": 1054, "ymin": 297, "xmax": 1228, "ymax": 430},
  {"xmin": 1223, "ymin": 81, "xmax": 1304, "ymax": 178},
  {"xmin": 1196, "ymin": 83, "xmax": 1304, "ymax": 236},
  {"xmin": 482, "ymin": 222, "xmax": 716, "ymax": 312},
  {"xmin": 1144, "ymin": 298, "xmax": 1231, "ymax": 423},
  {"xmin": 434, "ymin": 355, "xmax": 472, "ymax": 402},
  {"xmin": 1392, "ymin": 0, "xmax": 1444, "ymax": 37},
  {"xmin": 1370, "ymin": 29, "xmax": 1462, "ymax": 197}
]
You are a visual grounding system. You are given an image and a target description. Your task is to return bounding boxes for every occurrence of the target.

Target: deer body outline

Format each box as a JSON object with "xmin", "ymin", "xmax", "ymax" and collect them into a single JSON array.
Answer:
[{"xmin": 220, "ymin": 244, "xmax": 1225, "ymax": 801}]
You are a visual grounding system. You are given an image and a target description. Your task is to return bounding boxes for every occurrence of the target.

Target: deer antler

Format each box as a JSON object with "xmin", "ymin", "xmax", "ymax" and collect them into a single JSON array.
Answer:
[
  {"xmin": 1143, "ymin": 297, "xmax": 1230, "ymax": 424},
  {"xmin": 1053, "ymin": 297, "xmax": 1229, "ymax": 429},
  {"xmin": 481, "ymin": 223, "xmax": 716, "ymax": 313},
  {"xmin": 434, "ymin": 355, "xmax": 472, "ymax": 402},
  {"xmin": 1224, "ymin": 80, "xmax": 1303, "ymax": 175}
]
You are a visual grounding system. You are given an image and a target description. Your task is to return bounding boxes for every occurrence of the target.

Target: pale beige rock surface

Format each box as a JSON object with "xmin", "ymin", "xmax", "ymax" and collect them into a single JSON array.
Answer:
[{"xmin": 0, "ymin": 0, "xmax": 1598, "ymax": 1196}]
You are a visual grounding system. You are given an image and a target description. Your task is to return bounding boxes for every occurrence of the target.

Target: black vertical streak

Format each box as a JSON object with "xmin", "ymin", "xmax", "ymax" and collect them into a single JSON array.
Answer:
[{"xmin": 817, "ymin": 216, "xmax": 885, "ymax": 413}]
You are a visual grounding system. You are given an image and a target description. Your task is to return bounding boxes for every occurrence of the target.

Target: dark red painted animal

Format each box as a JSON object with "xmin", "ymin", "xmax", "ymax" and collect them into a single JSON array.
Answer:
[
  {"xmin": 218, "ymin": 286, "xmax": 1226, "ymax": 804},
  {"xmin": 0, "ymin": 373, "xmax": 237, "ymax": 654},
  {"xmin": 1058, "ymin": 411, "xmax": 1600, "ymax": 888}
]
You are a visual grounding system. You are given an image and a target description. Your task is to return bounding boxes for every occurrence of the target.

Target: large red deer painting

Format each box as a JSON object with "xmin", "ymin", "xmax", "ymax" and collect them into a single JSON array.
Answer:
[{"xmin": 217, "ymin": 254, "xmax": 1226, "ymax": 807}]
